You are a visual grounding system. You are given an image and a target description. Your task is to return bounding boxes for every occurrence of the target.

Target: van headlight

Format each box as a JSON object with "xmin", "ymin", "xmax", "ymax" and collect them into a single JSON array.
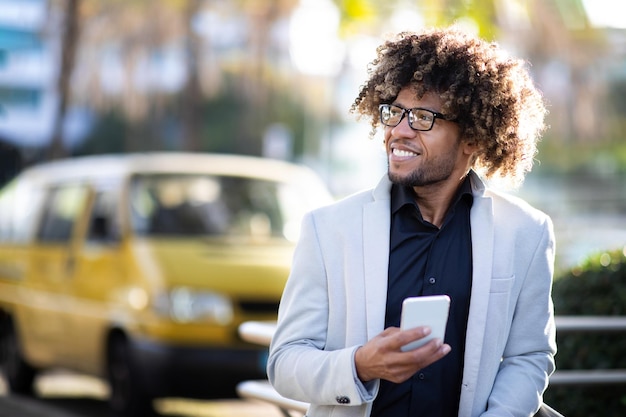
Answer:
[{"xmin": 154, "ymin": 287, "xmax": 234, "ymax": 325}]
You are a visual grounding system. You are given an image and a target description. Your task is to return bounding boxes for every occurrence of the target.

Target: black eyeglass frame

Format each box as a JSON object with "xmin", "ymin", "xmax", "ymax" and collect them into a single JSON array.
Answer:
[{"xmin": 378, "ymin": 104, "xmax": 452, "ymax": 131}]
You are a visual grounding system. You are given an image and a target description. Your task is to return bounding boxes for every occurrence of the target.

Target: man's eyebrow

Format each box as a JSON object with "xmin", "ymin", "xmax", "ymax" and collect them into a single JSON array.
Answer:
[{"xmin": 393, "ymin": 102, "xmax": 442, "ymax": 113}]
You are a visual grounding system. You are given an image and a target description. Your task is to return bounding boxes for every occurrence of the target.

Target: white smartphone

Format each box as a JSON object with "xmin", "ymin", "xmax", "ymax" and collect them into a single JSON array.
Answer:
[{"xmin": 400, "ymin": 295, "xmax": 451, "ymax": 351}]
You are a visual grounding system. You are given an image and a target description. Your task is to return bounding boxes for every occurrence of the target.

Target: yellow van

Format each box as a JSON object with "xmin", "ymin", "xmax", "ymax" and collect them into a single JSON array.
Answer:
[{"xmin": 0, "ymin": 152, "xmax": 332, "ymax": 416}]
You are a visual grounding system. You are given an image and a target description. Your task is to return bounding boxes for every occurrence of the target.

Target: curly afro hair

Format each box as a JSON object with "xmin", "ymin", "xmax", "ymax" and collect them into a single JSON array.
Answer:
[{"xmin": 351, "ymin": 27, "xmax": 548, "ymax": 188}]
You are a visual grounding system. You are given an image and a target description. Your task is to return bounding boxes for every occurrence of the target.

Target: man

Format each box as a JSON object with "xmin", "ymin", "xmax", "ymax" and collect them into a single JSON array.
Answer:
[{"xmin": 267, "ymin": 27, "xmax": 556, "ymax": 417}]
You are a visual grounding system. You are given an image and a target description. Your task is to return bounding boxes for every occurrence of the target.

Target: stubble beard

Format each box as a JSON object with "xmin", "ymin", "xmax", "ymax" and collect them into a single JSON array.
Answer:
[{"xmin": 387, "ymin": 150, "xmax": 458, "ymax": 188}]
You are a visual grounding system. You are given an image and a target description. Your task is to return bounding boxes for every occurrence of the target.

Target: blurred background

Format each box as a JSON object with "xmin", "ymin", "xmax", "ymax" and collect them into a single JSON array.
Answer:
[
  {"xmin": 1, "ymin": 2, "xmax": 626, "ymax": 416},
  {"xmin": 0, "ymin": 0, "xmax": 625, "ymax": 271}
]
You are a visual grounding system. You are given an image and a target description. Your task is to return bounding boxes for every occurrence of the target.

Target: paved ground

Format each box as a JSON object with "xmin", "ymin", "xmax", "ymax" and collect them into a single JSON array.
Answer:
[{"xmin": 0, "ymin": 373, "xmax": 300, "ymax": 417}]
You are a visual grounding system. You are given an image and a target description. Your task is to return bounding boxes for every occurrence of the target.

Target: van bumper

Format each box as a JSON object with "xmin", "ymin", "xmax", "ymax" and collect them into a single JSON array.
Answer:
[{"xmin": 129, "ymin": 338, "xmax": 268, "ymax": 399}]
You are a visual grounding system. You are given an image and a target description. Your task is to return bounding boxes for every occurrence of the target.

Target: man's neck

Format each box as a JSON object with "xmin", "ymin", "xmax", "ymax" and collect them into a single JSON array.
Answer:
[{"xmin": 412, "ymin": 175, "xmax": 468, "ymax": 228}]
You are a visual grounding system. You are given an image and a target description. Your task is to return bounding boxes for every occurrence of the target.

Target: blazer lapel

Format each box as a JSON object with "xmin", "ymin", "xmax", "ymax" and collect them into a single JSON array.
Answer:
[
  {"xmin": 363, "ymin": 176, "xmax": 392, "ymax": 340},
  {"xmin": 459, "ymin": 172, "xmax": 494, "ymax": 417}
]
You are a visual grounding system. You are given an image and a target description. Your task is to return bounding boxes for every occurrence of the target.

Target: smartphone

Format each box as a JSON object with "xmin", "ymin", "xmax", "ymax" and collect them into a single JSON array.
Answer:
[{"xmin": 400, "ymin": 295, "xmax": 451, "ymax": 351}]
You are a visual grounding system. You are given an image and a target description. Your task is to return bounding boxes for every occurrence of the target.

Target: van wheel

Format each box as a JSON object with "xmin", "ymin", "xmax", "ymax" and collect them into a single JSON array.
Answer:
[
  {"xmin": 107, "ymin": 335, "xmax": 155, "ymax": 417},
  {"xmin": 0, "ymin": 318, "xmax": 36, "ymax": 394}
]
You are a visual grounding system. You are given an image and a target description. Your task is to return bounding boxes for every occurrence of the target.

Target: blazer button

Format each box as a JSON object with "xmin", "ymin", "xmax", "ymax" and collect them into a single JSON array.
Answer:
[{"xmin": 336, "ymin": 395, "xmax": 351, "ymax": 404}]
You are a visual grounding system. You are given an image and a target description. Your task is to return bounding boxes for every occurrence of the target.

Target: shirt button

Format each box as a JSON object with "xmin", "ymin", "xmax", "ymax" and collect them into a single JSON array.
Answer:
[
  {"xmin": 428, "ymin": 277, "xmax": 436, "ymax": 284},
  {"xmin": 418, "ymin": 372, "xmax": 425, "ymax": 380}
]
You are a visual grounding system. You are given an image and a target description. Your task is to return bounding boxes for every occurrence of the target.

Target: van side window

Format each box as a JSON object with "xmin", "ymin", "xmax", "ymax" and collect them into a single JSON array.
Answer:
[
  {"xmin": 87, "ymin": 191, "xmax": 119, "ymax": 243},
  {"xmin": 0, "ymin": 179, "xmax": 45, "ymax": 244},
  {"xmin": 37, "ymin": 185, "xmax": 89, "ymax": 243},
  {"xmin": 130, "ymin": 174, "xmax": 287, "ymax": 239}
]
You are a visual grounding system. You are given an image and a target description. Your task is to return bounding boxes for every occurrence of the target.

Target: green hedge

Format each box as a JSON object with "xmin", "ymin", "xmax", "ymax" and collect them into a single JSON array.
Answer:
[{"xmin": 544, "ymin": 248, "xmax": 626, "ymax": 417}]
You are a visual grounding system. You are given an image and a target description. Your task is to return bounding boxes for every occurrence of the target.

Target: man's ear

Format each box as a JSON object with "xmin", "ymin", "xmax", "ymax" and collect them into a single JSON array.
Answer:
[{"xmin": 462, "ymin": 139, "xmax": 478, "ymax": 156}]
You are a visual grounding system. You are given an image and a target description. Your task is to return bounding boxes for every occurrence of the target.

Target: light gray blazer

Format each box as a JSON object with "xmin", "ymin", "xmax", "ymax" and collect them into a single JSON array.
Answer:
[{"xmin": 268, "ymin": 172, "xmax": 557, "ymax": 417}]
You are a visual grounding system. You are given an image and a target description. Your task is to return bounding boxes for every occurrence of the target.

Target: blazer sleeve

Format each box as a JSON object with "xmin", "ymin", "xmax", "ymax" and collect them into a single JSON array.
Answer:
[
  {"xmin": 267, "ymin": 211, "xmax": 376, "ymax": 406},
  {"xmin": 482, "ymin": 215, "xmax": 557, "ymax": 416}
]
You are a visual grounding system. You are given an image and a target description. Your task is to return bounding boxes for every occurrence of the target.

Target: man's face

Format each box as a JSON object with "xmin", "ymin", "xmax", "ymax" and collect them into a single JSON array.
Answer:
[{"xmin": 384, "ymin": 87, "xmax": 471, "ymax": 188}]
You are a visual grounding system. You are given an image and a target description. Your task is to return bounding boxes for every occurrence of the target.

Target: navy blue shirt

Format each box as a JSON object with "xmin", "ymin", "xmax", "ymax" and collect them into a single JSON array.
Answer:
[{"xmin": 370, "ymin": 178, "xmax": 473, "ymax": 417}]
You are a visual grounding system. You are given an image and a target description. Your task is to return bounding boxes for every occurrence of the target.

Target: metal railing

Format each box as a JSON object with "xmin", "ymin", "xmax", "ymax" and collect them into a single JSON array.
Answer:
[
  {"xmin": 236, "ymin": 316, "xmax": 626, "ymax": 415},
  {"xmin": 550, "ymin": 316, "xmax": 626, "ymax": 386}
]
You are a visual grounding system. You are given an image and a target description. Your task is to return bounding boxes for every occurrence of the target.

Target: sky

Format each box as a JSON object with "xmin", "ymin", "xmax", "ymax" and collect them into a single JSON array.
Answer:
[{"xmin": 582, "ymin": 0, "xmax": 626, "ymax": 29}]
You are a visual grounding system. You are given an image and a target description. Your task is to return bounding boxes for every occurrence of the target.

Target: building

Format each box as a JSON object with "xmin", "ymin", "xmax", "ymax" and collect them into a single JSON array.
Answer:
[{"xmin": 0, "ymin": 0, "xmax": 55, "ymax": 148}]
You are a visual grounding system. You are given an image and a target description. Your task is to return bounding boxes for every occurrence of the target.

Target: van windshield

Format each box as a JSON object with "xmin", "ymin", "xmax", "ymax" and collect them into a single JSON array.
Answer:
[{"xmin": 129, "ymin": 174, "xmax": 315, "ymax": 241}]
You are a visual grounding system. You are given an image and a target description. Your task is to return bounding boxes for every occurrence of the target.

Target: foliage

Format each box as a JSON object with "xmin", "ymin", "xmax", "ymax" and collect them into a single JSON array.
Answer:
[
  {"xmin": 607, "ymin": 78, "xmax": 626, "ymax": 137},
  {"xmin": 44, "ymin": 0, "xmax": 617, "ymax": 165},
  {"xmin": 544, "ymin": 248, "xmax": 626, "ymax": 417},
  {"xmin": 74, "ymin": 77, "xmax": 320, "ymax": 159},
  {"xmin": 536, "ymin": 139, "xmax": 626, "ymax": 176},
  {"xmin": 609, "ymin": 79, "xmax": 626, "ymax": 114},
  {"xmin": 73, "ymin": 111, "xmax": 128, "ymax": 155}
]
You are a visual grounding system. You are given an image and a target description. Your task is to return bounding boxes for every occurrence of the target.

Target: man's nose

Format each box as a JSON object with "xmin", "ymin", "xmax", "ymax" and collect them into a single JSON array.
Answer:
[{"xmin": 391, "ymin": 115, "xmax": 417, "ymax": 136}]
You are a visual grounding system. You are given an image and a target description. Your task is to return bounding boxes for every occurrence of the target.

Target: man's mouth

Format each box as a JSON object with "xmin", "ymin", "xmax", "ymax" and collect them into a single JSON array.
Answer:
[{"xmin": 392, "ymin": 148, "xmax": 419, "ymax": 157}]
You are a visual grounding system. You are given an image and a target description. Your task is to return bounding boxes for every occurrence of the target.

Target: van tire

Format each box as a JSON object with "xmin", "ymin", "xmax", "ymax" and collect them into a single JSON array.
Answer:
[
  {"xmin": 107, "ymin": 335, "xmax": 155, "ymax": 417},
  {"xmin": 0, "ymin": 318, "xmax": 36, "ymax": 395}
]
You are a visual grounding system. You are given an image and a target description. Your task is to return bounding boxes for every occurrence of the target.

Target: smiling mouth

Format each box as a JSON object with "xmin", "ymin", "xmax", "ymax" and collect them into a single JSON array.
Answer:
[{"xmin": 392, "ymin": 148, "xmax": 420, "ymax": 157}]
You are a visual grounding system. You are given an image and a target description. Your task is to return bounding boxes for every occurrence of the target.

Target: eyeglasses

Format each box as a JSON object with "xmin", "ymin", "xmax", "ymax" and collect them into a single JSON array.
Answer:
[{"xmin": 378, "ymin": 104, "xmax": 452, "ymax": 131}]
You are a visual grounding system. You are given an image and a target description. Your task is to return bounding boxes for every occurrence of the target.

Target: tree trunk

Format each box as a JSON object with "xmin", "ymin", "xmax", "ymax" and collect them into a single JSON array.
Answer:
[
  {"xmin": 48, "ymin": 0, "xmax": 80, "ymax": 160},
  {"xmin": 181, "ymin": 0, "xmax": 202, "ymax": 152}
]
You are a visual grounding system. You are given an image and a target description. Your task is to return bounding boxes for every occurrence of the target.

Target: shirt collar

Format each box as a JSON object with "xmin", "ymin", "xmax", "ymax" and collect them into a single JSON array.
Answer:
[{"xmin": 391, "ymin": 175, "xmax": 474, "ymax": 215}]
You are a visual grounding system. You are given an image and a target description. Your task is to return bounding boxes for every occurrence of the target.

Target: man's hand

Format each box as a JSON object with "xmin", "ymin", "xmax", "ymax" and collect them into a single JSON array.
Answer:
[{"xmin": 354, "ymin": 326, "xmax": 451, "ymax": 383}]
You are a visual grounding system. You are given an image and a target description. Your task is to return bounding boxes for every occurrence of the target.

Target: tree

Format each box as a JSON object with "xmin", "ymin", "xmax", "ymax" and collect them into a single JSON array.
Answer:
[{"xmin": 48, "ymin": 0, "xmax": 80, "ymax": 160}]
